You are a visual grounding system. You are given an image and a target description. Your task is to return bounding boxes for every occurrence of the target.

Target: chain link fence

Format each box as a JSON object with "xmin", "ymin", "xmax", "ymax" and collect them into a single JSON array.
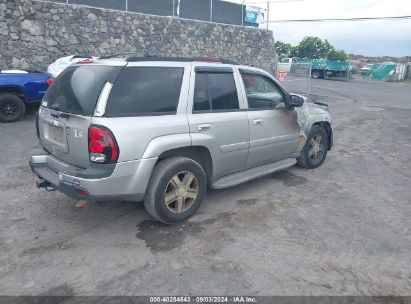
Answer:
[
  {"xmin": 48, "ymin": 0, "xmax": 260, "ymax": 26},
  {"xmin": 277, "ymin": 62, "xmax": 312, "ymax": 96}
]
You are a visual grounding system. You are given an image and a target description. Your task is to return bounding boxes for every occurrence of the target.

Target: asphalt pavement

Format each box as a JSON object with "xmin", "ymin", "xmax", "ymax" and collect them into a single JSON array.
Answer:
[{"xmin": 0, "ymin": 78, "xmax": 410, "ymax": 296}]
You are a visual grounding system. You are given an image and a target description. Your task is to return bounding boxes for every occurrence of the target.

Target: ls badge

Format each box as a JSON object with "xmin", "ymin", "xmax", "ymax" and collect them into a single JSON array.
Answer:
[{"xmin": 74, "ymin": 129, "xmax": 83, "ymax": 138}]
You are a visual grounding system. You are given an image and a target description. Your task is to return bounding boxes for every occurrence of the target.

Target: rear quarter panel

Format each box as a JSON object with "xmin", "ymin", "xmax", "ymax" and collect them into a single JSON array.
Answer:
[{"xmin": 92, "ymin": 62, "xmax": 192, "ymax": 162}]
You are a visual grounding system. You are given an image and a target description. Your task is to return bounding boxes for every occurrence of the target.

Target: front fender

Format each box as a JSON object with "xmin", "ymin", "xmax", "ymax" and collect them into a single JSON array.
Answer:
[{"xmin": 295, "ymin": 102, "xmax": 332, "ymax": 137}]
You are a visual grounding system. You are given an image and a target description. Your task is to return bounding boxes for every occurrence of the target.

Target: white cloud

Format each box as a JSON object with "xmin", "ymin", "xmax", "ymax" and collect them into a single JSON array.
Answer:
[{"xmin": 228, "ymin": 0, "xmax": 411, "ymax": 56}]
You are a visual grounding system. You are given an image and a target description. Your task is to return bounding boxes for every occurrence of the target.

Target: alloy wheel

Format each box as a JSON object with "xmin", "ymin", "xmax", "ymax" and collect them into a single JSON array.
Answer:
[
  {"xmin": 0, "ymin": 101, "xmax": 18, "ymax": 119},
  {"xmin": 164, "ymin": 171, "xmax": 199, "ymax": 214},
  {"xmin": 308, "ymin": 134, "xmax": 325, "ymax": 164}
]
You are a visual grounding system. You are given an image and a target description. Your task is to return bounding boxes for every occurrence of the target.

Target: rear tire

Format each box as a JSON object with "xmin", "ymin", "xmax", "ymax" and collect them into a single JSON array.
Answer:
[
  {"xmin": 0, "ymin": 93, "xmax": 26, "ymax": 123},
  {"xmin": 297, "ymin": 125, "xmax": 329, "ymax": 169},
  {"xmin": 144, "ymin": 157, "xmax": 207, "ymax": 224}
]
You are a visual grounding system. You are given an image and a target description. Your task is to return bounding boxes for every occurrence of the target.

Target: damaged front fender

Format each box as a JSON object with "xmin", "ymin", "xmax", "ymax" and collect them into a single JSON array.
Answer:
[{"xmin": 293, "ymin": 97, "xmax": 333, "ymax": 153}]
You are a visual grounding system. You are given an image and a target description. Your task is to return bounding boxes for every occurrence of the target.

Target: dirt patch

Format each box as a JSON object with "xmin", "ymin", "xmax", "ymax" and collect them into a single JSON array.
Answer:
[
  {"xmin": 41, "ymin": 283, "xmax": 75, "ymax": 296},
  {"xmin": 237, "ymin": 199, "xmax": 259, "ymax": 206},
  {"xmin": 20, "ymin": 241, "xmax": 77, "ymax": 257}
]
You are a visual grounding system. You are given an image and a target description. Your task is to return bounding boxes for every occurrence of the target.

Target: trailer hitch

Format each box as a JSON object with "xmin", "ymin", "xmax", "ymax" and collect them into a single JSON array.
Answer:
[{"xmin": 36, "ymin": 179, "xmax": 55, "ymax": 192}]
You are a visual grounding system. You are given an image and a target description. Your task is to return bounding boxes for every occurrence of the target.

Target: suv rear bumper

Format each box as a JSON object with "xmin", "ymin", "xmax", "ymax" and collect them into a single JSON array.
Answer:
[{"xmin": 30, "ymin": 154, "xmax": 157, "ymax": 202}]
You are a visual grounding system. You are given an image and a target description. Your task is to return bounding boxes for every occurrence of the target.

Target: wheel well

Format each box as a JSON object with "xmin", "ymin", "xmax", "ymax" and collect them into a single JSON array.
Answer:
[
  {"xmin": 0, "ymin": 87, "xmax": 26, "ymax": 102},
  {"xmin": 313, "ymin": 121, "xmax": 333, "ymax": 150},
  {"xmin": 157, "ymin": 146, "xmax": 213, "ymax": 185}
]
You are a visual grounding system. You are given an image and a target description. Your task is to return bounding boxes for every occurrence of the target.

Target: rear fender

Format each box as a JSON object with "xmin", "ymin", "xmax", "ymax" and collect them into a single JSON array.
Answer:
[{"xmin": 141, "ymin": 133, "xmax": 192, "ymax": 159}]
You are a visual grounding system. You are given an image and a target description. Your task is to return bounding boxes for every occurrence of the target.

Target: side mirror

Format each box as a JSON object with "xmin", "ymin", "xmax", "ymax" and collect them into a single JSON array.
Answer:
[{"xmin": 289, "ymin": 94, "xmax": 304, "ymax": 108}]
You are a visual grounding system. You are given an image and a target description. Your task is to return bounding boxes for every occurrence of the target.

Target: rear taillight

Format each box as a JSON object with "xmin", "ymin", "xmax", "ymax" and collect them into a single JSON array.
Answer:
[
  {"xmin": 45, "ymin": 78, "xmax": 53, "ymax": 86},
  {"xmin": 88, "ymin": 125, "xmax": 119, "ymax": 163}
]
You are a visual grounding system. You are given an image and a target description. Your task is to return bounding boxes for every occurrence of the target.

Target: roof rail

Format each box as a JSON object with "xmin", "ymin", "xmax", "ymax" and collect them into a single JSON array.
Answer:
[
  {"xmin": 126, "ymin": 55, "xmax": 239, "ymax": 65},
  {"xmin": 99, "ymin": 52, "xmax": 144, "ymax": 59}
]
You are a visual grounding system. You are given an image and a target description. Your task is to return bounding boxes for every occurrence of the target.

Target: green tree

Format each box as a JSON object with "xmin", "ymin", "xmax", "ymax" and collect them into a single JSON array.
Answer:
[
  {"xmin": 327, "ymin": 49, "xmax": 348, "ymax": 61},
  {"xmin": 275, "ymin": 41, "xmax": 296, "ymax": 59},
  {"xmin": 295, "ymin": 36, "xmax": 335, "ymax": 59}
]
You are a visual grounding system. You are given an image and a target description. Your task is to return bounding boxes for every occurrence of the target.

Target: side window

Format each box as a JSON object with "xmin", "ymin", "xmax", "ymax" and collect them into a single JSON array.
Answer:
[
  {"xmin": 241, "ymin": 73, "xmax": 284, "ymax": 109},
  {"xmin": 105, "ymin": 67, "xmax": 184, "ymax": 116},
  {"xmin": 193, "ymin": 73, "xmax": 210, "ymax": 111},
  {"xmin": 193, "ymin": 72, "xmax": 239, "ymax": 112}
]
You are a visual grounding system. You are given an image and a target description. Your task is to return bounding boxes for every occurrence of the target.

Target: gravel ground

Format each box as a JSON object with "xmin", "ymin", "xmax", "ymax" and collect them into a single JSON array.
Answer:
[{"xmin": 0, "ymin": 79, "xmax": 410, "ymax": 296}]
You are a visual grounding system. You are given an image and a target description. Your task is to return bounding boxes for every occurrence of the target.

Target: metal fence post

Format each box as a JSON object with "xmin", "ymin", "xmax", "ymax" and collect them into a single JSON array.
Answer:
[
  {"xmin": 241, "ymin": 0, "xmax": 245, "ymax": 26},
  {"xmin": 210, "ymin": 0, "xmax": 213, "ymax": 22},
  {"xmin": 307, "ymin": 63, "xmax": 312, "ymax": 96},
  {"xmin": 172, "ymin": 0, "xmax": 175, "ymax": 17},
  {"xmin": 126, "ymin": 0, "xmax": 128, "ymax": 11}
]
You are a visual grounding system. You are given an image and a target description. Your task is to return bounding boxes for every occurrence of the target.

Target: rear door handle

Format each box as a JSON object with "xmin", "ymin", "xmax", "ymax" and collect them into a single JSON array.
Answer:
[
  {"xmin": 198, "ymin": 123, "xmax": 211, "ymax": 131},
  {"xmin": 253, "ymin": 119, "xmax": 263, "ymax": 125}
]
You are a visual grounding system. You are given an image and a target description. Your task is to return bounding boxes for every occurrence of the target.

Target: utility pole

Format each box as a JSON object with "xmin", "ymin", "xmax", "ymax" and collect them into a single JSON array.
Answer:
[{"xmin": 266, "ymin": 0, "xmax": 270, "ymax": 30}]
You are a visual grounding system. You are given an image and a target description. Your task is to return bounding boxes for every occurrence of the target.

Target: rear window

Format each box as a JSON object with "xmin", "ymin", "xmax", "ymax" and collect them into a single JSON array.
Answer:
[
  {"xmin": 105, "ymin": 67, "xmax": 184, "ymax": 117},
  {"xmin": 44, "ymin": 65, "xmax": 115, "ymax": 116}
]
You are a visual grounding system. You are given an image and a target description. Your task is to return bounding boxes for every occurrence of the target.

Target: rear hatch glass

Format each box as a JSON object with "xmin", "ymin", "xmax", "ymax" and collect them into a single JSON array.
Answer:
[
  {"xmin": 44, "ymin": 65, "xmax": 116, "ymax": 116},
  {"xmin": 39, "ymin": 65, "xmax": 118, "ymax": 168}
]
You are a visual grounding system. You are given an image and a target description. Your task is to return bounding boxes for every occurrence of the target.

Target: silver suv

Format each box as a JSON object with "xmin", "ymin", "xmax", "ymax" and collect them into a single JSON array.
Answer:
[{"xmin": 30, "ymin": 57, "xmax": 333, "ymax": 224}]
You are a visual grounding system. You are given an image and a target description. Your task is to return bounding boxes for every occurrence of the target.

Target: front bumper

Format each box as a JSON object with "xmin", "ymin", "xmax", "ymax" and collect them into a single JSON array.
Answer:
[{"xmin": 30, "ymin": 154, "xmax": 157, "ymax": 202}]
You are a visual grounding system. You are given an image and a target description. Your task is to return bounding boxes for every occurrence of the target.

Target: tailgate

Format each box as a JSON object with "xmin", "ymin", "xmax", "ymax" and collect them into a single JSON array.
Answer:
[
  {"xmin": 39, "ymin": 107, "xmax": 91, "ymax": 168},
  {"xmin": 38, "ymin": 64, "xmax": 121, "ymax": 169}
]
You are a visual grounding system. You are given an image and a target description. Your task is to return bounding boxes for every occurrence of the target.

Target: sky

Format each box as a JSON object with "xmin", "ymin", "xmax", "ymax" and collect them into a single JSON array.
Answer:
[{"xmin": 228, "ymin": 0, "xmax": 411, "ymax": 57}]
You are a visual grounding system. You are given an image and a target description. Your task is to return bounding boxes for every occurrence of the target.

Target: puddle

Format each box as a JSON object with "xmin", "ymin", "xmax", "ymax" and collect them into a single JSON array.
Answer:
[
  {"xmin": 270, "ymin": 170, "xmax": 308, "ymax": 186},
  {"xmin": 136, "ymin": 220, "xmax": 202, "ymax": 252},
  {"xmin": 136, "ymin": 213, "xmax": 235, "ymax": 252}
]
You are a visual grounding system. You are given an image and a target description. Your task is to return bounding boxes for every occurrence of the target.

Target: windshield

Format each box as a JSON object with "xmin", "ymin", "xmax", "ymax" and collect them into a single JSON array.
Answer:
[{"xmin": 44, "ymin": 65, "xmax": 115, "ymax": 116}]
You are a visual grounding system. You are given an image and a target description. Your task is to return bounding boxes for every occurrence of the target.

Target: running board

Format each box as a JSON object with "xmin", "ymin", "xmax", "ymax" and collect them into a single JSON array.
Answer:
[{"xmin": 211, "ymin": 158, "xmax": 297, "ymax": 189}]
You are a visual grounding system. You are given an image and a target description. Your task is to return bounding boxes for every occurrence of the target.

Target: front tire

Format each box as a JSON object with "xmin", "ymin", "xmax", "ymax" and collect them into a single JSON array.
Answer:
[
  {"xmin": 297, "ymin": 125, "xmax": 329, "ymax": 169},
  {"xmin": 0, "ymin": 93, "xmax": 26, "ymax": 123},
  {"xmin": 144, "ymin": 157, "xmax": 207, "ymax": 224}
]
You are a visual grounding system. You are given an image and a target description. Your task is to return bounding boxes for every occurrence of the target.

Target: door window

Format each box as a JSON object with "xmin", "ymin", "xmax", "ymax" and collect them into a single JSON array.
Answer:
[
  {"xmin": 241, "ymin": 73, "xmax": 284, "ymax": 109},
  {"xmin": 193, "ymin": 72, "xmax": 239, "ymax": 112}
]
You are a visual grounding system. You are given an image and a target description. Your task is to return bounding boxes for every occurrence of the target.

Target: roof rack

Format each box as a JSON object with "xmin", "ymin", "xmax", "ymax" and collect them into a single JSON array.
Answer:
[{"xmin": 126, "ymin": 55, "xmax": 239, "ymax": 65}]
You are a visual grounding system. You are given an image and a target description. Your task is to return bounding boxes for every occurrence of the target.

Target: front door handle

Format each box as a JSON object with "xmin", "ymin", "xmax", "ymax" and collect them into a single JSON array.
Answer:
[
  {"xmin": 198, "ymin": 123, "xmax": 211, "ymax": 131},
  {"xmin": 253, "ymin": 119, "xmax": 263, "ymax": 125}
]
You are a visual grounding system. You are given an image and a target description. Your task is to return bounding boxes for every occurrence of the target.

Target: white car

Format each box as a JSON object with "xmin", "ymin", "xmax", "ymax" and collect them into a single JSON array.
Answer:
[
  {"xmin": 277, "ymin": 57, "xmax": 298, "ymax": 72},
  {"xmin": 47, "ymin": 55, "xmax": 98, "ymax": 78}
]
